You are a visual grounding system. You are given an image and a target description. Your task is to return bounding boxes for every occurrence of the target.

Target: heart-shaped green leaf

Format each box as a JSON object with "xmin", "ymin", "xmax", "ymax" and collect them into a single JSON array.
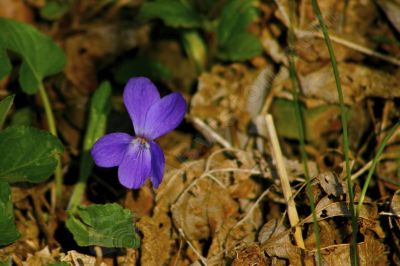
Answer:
[
  {"xmin": 0, "ymin": 17, "xmax": 66, "ymax": 94},
  {"xmin": 66, "ymin": 203, "xmax": 140, "ymax": 248},
  {"xmin": 0, "ymin": 126, "xmax": 63, "ymax": 183},
  {"xmin": 216, "ymin": 0, "xmax": 262, "ymax": 61},
  {"xmin": 137, "ymin": 0, "xmax": 202, "ymax": 28}
]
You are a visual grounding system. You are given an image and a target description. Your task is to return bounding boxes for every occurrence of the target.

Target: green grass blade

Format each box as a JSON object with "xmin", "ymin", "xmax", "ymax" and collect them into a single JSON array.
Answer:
[
  {"xmin": 287, "ymin": 1, "xmax": 321, "ymax": 264},
  {"xmin": 310, "ymin": 0, "xmax": 358, "ymax": 265},
  {"xmin": 357, "ymin": 122, "xmax": 400, "ymax": 215}
]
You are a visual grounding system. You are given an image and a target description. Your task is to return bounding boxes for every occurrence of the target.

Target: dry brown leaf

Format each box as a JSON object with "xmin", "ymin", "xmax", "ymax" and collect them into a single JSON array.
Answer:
[
  {"xmin": 391, "ymin": 189, "xmax": 400, "ymax": 215},
  {"xmin": 171, "ymin": 178, "xmax": 239, "ymax": 241},
  {"xmin": 312, "ymin": 234, "xmax": 388, "ymax": 266},
  {"xmin": 231, "ymin": 243, "xmax": 269, "ymax": 266},
  {"xmin": 144, "ymin": 40, "xmax": 197, "ymax": 94},
  {"xmin": 65, "ymin": 24, "xmax": 146, "ymax": 92},
  {"xmin": 297, "ymin": 0, "xmax": 377, "ymax": 64},
  {"xmin": 61, "ymin": 250, "xmax": 107, "ymax": 266},
  {"xmin": 137, "ymin": 216, "xmax": 171, "ymax": 266},
  {"xmin": 258, "ymin": 219, "xmax": 283, "ymax": 244},
  {"xmin": 158, "ymin": 131, "xmax": 192, "ymax": 169},
  {"xmin": 190, "ymin": 64, "xmax": 262, "ymax": 147},
  {"xmin": 302, "ymin": 196, "xmax": 377, "ymax": 223},
  {"xmin": 260, "ymin": 27, "xmax": 287, "ymax": 65},
  {"xmin": 151, "ymin": 149, "xmax": 265, "ymax": 263},
  {"xmin": 116, "ymin": 248, "xmax": 138, "ymax": 266},
  {"xmin": 315, "ymin": 172, "xmax": 347, "ymax": 198},
  {"xmin": 23, "ymin": 246, "xmax": 60, "ymax": 266},
  {"xmin": 300, "ymin": 63, "xmax": 400, "ymax": 104},
  {"xmin": 0, "ymin": 0, "xmax": 33, "ymax": 23},
  {"xmin": 260, "ymin": 219, "xmax": 302, "ymax": 261},
  {"xmin": 376, "ymin": 0, "xmax": 400, "ymax": 34},
  {"xmin": 124, "ymin": 187, "xmax": 154, "ymax": 217},
  {"xmin": 304, "ymin": 220, "xmax": 339, "ymax": 249}
]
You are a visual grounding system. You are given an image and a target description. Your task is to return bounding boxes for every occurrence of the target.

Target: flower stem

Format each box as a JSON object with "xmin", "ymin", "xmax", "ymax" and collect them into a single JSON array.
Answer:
[
  {"xmin": 310, "ymin": 0, "xmax": 358, "ymax": 264},
  {"xmin": 38, "ymin": 83, "xmax": 63, "ymax": 200}
]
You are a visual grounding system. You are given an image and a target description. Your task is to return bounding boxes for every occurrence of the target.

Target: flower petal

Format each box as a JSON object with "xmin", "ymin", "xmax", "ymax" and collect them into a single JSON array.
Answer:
[
  {"xmin": 143, "ymin": 92, "xmax": 187, "ymax": 140},
  {"xmin": 123, "ymin": 77, "xmax": 160, "ymax": 135},
  {"xmin": 91, "ymin": 133, "xmax": 133, "ymax": 167},
  {"xmin": 149, "ymin": 141, "xmax": 165, "ymax": 188},
  {"xmin": 118, "ymin": 141, "xmax": 151, "ymax": 189}
]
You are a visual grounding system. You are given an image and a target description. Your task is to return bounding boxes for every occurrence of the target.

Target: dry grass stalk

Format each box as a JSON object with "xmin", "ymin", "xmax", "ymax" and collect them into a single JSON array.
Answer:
[{"xmin": 265, "ymin": 114, "xmax": 305, "ymax": 248}]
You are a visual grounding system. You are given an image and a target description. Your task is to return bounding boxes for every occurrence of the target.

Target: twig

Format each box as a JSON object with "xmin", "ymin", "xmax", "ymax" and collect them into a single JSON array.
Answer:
[
  {"xmin": 190, "ymin": 117, "xmax": 232, "ymax": 148},
  {"xmin": 173, "ymin": 237, "xmax": 184, "ymax": 266},
  {"xmin": 205, "ymin": 148, "xmax": 243, "ymax": 171},
  {"xmin": 234, "ymin": 187, "xmax": 272, "ymax": 228},
  {"xmin": 264, "ymin": 114, "xmax": 304, "ymax": 248},
  {"xmin": 31, "ymin": 190, "xmax": 57, "ymax": 247},
  {"xmin": 380, "ymin": 212, "xmax": 400, "ymax": 218},
  {"xmin": 94, "ymin": 246, "xmax": 103, "ymax": 266},
  {"xmin": 296, "ymin": 30, "xmax": 400, "ymax": 66},
  {"xmin": 276, "ymin": 0, "xmax": 400, "ymax": 67},
  {"xmin": 178, "ymin": 228, "xmax": 207, "ymax": 266},
  {"xmin": 351, "ymin": 160, "xmax": 373, "ymax": 181},
  {"xmin": 273, "ymin": 0, "xmax": 290, "ymax": 27},
  {"xmin": 173, "ymin": 167, "xmax": 261, "ymax": 207}
]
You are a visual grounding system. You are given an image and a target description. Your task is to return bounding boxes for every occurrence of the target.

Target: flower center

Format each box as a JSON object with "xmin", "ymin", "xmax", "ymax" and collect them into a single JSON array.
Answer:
[{"xmin": 132, "ymin": 136, "xmax": 150, "ymax": 149}]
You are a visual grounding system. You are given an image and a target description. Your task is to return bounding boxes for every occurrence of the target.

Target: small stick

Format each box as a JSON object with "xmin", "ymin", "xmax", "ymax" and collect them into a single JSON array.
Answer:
[
  {"xmin": 190, "ymin": 117, "xmax": 232, "ymax": 148},
  {"xmin": 296, "ymin": 30, "xmax": 400, "ymax": 66},
  {"xmin": 234, "ymin": 187, "xmax": 272, "ymax": 228},
  {"xmin": 264, "ymin": 114, "xmax": 305, "ymax": 248},
  {"xmin": 178, "ymin": 228, "xmax": 207, "ymax": 265}
]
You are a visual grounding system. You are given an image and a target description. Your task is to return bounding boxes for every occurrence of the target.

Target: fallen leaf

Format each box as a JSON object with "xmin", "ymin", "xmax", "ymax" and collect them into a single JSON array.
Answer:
[{"xmin": 137, "ymin": 216, "xmax": 171, "ymax": 266}]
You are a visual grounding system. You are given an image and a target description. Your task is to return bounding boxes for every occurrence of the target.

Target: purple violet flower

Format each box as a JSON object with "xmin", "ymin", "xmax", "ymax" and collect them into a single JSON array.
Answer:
[{"xmin": 91, "ymin": 77, "xmax": 187, "ymax": 189}]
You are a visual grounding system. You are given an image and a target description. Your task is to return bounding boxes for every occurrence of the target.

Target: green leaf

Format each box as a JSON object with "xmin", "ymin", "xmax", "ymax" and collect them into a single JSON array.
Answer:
[
  {"xmin": 0, "ymin": 17, "xmax": 66, "ymax": 94},
  {"xmin": 112, "ymin": 57, "xmax": 172, "ymax": 84},
  {"xmin": 216, "ymin": 0, "xmax": 262, "ymax": 61},
  {"xmin": 83, "ymin": 81, "xmax": 112, "ymax": 153},
  {"xmin": 137, "ymin": 0, "xmax": 202, "ymax": 28},
  {"xmin": 40, "ymin": 0, "xmax": 71, "ymax": 20},
  {"xmin": 0, "ymin": 95, "xmax": 14, "ymax": 130},
  {"xmin": 216, "ymin": 32, "xmax": 262, "ymax": 61},
  {"xmin": 0, "ymin": 126, "xmax": 63, "ymax": 183},
  {"xmin": 0, "ymin": 258, "xmax": 11, "ymax": 266},
  {"xmin": 271, "ymin": 98, "xmax": 347, "ymax": 143},
  {"xmin": 80, "ymin": 80, "xmax": 111, "ymax": 179},
  {"xmin": 0, "ymin": 181, "xmax": 20, "ymax": 246},
  {"xmin": 66, "ymin": 203, "xmax": 140, "ymax": 248},
  {"xmin": 10, "ymin": 107, "xmax": 32, "ymax": 127}
]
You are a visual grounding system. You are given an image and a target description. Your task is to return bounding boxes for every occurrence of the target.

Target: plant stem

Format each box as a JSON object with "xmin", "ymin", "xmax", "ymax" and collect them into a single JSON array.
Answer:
[
  {"xmin": 287, "ymin": 1, "xmax": 321, "ymax": 264},
  {"xmin": 310, "ymin": 1, "xmax": 358, "ymax": 265},
  {"xmin": 181, "ymin": 30, "xmax": 207, "ymax": 72},
  {"xmin": 357, "ymin": 122, "xmax": 400, "ymax": 215},
  {"xmin": 68, "ymin": 152, "xmax": 92, "ymax": 212},
  {"xmin": 38, "ymin": 83, "xmax": 63, "ymax": 200},
  {"xmin": 67, "ymin": 82, "xmax": 111, "ymax": 212}
]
